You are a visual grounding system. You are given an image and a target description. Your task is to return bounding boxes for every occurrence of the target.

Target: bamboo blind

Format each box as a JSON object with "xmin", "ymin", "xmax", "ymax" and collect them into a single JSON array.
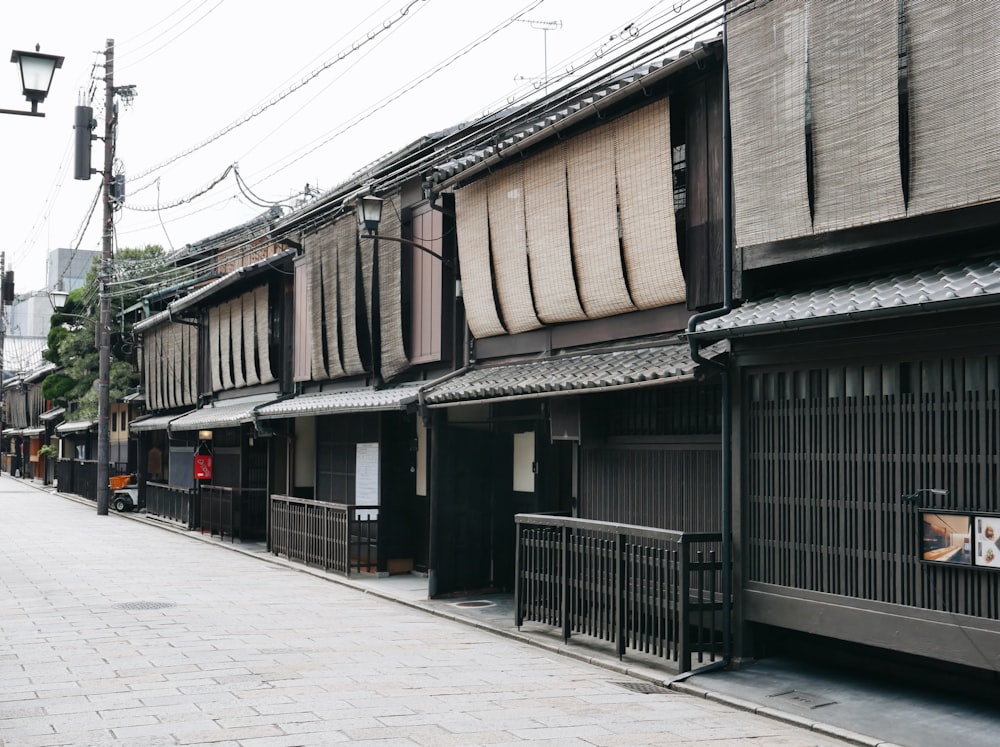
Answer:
[
  {"xmin": 455, "ymin": 179, "xmax": 507, "ymax": 338},
  {"xmin": 221, "ymin": 299, "xmax": 235, "ymax": 390},
  {"xmin": 729, "ymin": 0, "xmax": 812, "ymax": 247},
  {"xmin": 231, "ymin": 298, "xmax": 246, "ymax": 389},
  {"xmin": 208, "ymin": 305, "xmax": 223, "ymax": 393},
  {"xmin": 810, "ymin": 0, "xmax": 904, "ymax": 232},
  {"xmin": 378, "ymin": 196, "xmax": 411, "ymax": 380},
  {"xmin": 308, "ymin": 242, "xmax": 328, "ymax": 381},
  {"xmin": 335, "ymin": 217, "xmax": 365, "ymax": 377},
  {"xmin": 323, "ymin": 227, "xmax": 346, "ymax": 380},
  {"xmin": 615, "ymin": 98, "xmax": 685, "ymax": 309},
  {"xmin": 487, "ymin": 161, "xmax": 543, "ymax": 334},
  {"xmin": 293, "ymin": 260, "xmax": 312, "ymax": 382},
  {"xmin": 745, "ymin": 357, "xmax": 1000, "ymax": 618},
  {"xmin": 183, "ymin": 322, "xmax": 196, "ymax": 405},
  {"xmin": 907, "ymin": 0, "xmax": 1000, "ymax": 216},
  {"xmin": 255, "ymin": 285, "xmax": 275, "ymax": 384},
  {"xmin": 243, "ymin": 292, "xmax": 259, "ymax": 386},
  {"xmin": 359, "ymin": 216, "xmax": 375, "ymax": 351},
  {"xmin": 523, "ymin": 141, "xmax": 587, "ymax": 324},
  {"xmin": 170, "ymin": 323, "xmax": 182, "ymax": 407},
  {"xmin": 141, "ymin": 334, "xmax": 150, "ymax": 410},
  {"xmin": 143, "ymin": 321, "xmax": 198, "ymax": 407},
  {"xmin": 566, "ymin": 126, "xmax": 636, "ymax": 319},
  {"xmin": 143, "ymin": 327, "xmax": 164, "ymax": 410},
  {"xmin": 143, "ymin": 328, "xmax": 165, "ymax": 409}
]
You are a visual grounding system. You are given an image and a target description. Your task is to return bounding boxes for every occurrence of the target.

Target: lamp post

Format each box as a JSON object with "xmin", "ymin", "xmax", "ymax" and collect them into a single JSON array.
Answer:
[
  {"xmin": 354, "ymin": 192, "xmax": 457, "ymax": 599},
  {"xmin": 1, "ymin": 45, "xmax": 63, "ymax": 117}
]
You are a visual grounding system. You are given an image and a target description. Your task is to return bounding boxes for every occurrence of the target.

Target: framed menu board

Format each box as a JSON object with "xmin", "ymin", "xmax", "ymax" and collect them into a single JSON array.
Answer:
[
  {"xmin": 921, "ymin": 513, "xmax": 971, "ymax": 566},
  {"xmin": 973, "ymin": 516, "xmax": 1000, "ymax": 569},
  {"xmin": 921, "ymin": 511, "xmax": 1000, "ymax": 570}
]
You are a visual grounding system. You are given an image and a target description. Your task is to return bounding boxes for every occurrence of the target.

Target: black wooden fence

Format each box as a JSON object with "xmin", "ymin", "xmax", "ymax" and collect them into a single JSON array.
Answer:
[
  {"xmin": 55, "ymin": 459, "xmax": 98, "ymax": 501},
  {"xmin": 199, "ymin": 486, "xmax": 268, "ymax": 541},
  {"xmin": 145, "ymin": 482, "xmax": 196, "ymax": 527},
  {"xmin": 269, "ymin": 494, "xmax": 378, "ymax": 576},
  {"xmin": 515, "ymin": 513, "xmax": 724, "ymax": 673}
]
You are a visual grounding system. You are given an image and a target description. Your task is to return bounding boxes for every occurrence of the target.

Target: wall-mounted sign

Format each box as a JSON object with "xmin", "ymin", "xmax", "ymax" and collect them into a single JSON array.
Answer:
[
  {"xmin": 974, "ymin": 516, "xmax": 1000, "ymax": 569},
  {"xmin": 921, "ymin": 511, "xmax": 1000, "ymax": 570}
]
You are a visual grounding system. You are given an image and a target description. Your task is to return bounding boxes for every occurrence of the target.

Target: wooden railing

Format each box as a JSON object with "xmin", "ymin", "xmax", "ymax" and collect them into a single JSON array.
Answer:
[
  {"xmin": 269, "ymin": 494, "xmax": 378, "ymax": 576},
  {"xmin": 515, "ymin": 514, "xmax": 725, "ymax": 673},
  {"xmin": 200, "ymin": 486, "xmax": 268, "ymax": 541},
  {"xmin": 145, "ymin": 482, "xmax": 196, "ymax": 527}
]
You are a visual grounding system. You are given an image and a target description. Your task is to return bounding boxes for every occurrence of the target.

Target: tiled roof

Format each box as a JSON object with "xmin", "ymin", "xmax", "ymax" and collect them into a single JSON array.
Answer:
[
  {"xmin": 130, "ymin": 411, "xmax": 193, "ymax": 433},
  {"xmin": 422, "ymin": 341, "xmax": 725, "ymax": 407},
  {"xmin": 256, "ymin": 386, "xmax": 421, "ymax": 420},
  {"xmin": 168, "ymin": 394, "xmax": 277, "ymax": 433},
  {"xmin": 56, "ymin": 420, "xmax": 95, "ymax": 435},
  {"xmin": 39, "ymin": 407, "xmax": 66, "ymax": 422},
  {"xmin": 692, "ymin": 258, "xmax": 1000, "ymax": 339}
]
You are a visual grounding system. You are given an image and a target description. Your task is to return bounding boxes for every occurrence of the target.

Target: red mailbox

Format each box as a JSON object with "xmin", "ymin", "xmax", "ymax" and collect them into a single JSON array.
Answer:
[{"xmin": 194, "ymin": 454, "xmax": 213, "ymax": 480}]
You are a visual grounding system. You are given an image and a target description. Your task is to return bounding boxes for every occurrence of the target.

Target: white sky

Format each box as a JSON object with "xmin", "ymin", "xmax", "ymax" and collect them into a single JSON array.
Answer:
[{"xmin": 2, "ymin": 0, "xmax": 704, "ymax": 293}]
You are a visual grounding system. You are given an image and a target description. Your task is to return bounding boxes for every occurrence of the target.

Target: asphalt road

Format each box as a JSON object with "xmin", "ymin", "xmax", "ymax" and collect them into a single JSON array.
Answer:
[{"xmin": 0, "ymin": 474, "xmax": 852, "ymax": 746}]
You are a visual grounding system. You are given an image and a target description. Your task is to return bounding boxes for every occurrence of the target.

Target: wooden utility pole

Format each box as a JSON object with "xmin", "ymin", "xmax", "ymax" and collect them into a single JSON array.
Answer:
[{"xmin": 95, "ymin": 38, "xmax": 115, "ymax": 516}]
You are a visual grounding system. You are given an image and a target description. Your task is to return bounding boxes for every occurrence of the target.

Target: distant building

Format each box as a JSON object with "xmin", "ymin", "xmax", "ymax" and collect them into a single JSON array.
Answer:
[
  {"xmin": 8, "ymin": 290, "xmax": 52, "ymax": 340},
  {"xmin": 47, "ymin": 247, "xmax": 98, "ymax": 292}
]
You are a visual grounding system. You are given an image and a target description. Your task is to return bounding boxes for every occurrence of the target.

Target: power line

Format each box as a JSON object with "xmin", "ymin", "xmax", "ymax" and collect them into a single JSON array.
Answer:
[{"xmin": 126, "ymin": 0, "xmax": 428, "ymax": 184}]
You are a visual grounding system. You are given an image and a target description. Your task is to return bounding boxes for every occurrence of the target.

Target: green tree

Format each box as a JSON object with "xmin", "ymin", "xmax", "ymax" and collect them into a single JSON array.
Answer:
[{"xmin": 41, "ymin": 245, "xmax": 166, "ymax": 419}]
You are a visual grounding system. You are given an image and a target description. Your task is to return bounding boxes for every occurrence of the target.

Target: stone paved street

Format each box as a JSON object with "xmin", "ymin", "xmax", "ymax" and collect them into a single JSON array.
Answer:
[{"xmin": 0, "ymin": 475, "xmax": 851, "ymax": 746}]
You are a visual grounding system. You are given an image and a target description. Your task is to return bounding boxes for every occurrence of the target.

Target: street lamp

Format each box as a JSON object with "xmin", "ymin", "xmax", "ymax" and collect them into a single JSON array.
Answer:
[
  {"xmin": 357, "ymin": 194, "xmax": 384, "ymax": 236},
  {"xmin": 2, "ymin": 45, "xmax": 63, "ymax": 117},
  {"xmin": 354, "ymin": 194, "xmax": 453, "ymax": 268}
]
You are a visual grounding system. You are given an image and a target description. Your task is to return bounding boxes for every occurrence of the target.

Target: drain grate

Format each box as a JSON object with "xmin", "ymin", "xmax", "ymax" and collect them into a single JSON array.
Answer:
[
  {"xmin": 769, "ymin": 689, "xmax": 837, "ymax": 709},
  {"xmin": 452, "ymin": 600, "xmax": 495, "ymax": 608},
  {"xmin": 610, "ymin": 680, "xmax": 673, "ymax": 695},
  {"xmin": 114, "ymin": 601, "xmax": 176, "ymax": 611}
]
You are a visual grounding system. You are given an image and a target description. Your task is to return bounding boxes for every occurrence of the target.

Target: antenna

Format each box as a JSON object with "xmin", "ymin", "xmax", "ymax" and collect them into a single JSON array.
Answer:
[{"xmin": 514, "ymin": 19, "xmax": 562, "ymax": 95}]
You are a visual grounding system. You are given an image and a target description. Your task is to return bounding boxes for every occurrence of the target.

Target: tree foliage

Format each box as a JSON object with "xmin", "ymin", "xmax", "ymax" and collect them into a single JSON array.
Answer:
[{"xmin": 41, "ymin": 245, "xmax": 165, "ymax": 418}]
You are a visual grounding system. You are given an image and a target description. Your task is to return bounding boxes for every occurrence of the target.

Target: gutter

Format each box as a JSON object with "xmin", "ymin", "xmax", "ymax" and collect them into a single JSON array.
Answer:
[{"xmin": 685, "ymin": 16, "xmax": 733, "ymax": 668}]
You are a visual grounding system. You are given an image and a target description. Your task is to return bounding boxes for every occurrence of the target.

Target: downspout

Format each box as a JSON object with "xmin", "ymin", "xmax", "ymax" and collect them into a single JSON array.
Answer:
[{"xmin": 686, "ymin": 11, "xmax": 734, "ymax": 666}]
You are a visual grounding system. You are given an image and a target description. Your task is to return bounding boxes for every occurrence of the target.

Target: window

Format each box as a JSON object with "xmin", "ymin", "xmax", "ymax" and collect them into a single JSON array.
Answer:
[{"xmin": 408, "ymin": 204, "xmax": 444, "ymax": 364}]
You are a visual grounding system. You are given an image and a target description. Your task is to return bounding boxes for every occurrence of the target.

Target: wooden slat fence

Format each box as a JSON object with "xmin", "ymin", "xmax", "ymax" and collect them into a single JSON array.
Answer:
[
  {"xmin": 200, "ymin": 485, "xmax": 268, "ymax": 542},
  {"xmin": 269, "ymin": 494, "xmax": 378, "ymax": 576},
  {"xmin": 515, "ymin": 513, "xmax": 724, "ymax": 673},
  {"xmin": 55, "ymin": 459, "xmax": 97, "ymax": 501},
  {"xmin": 145, "ymin": 481, "xmax": 196, "ymax": 527},
  {"xmin": 746, "ymin": 357, "xmax": 1000, "ymax": 618}
]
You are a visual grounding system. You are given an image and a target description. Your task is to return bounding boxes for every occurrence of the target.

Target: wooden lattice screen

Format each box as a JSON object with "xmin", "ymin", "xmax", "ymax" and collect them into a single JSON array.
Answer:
[{"xmin": 745, "ymin": 355, "xmax": 1000, "ymax": 618}]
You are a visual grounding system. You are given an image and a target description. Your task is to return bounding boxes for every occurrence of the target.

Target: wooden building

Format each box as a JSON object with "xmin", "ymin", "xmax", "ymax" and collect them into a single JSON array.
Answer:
[{"xmin": 687, "ymin": 0, "xmax": 1000, "ymax": 676}]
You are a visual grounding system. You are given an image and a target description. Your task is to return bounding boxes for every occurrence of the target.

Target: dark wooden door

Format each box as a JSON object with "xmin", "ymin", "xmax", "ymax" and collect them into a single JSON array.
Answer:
[{"xmin": 434, "ymin": 426, "xmax": 495, "ymax": 595}]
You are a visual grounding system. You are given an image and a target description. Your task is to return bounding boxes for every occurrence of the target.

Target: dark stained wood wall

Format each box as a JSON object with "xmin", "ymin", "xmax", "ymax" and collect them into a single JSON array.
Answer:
[{"xmin": 744, "ymin": 355, "xmax": 1000, "ymax": 618}]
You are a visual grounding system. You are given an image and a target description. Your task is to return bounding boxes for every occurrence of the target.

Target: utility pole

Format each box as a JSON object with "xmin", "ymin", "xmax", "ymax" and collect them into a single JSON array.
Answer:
[
  {"xmin": 95, "ymin": 38, "xmax": 115, "ymax": 516},
  {"xmin": 0, "ymin": 252, "xmax": 6, "ymax": 443}
]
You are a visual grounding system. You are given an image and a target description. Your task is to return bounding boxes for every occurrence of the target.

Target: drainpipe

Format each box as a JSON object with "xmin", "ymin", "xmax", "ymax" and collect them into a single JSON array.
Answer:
[{"xmin": 686, "ymin": 11, "xmax": 733, "ymax": 666}]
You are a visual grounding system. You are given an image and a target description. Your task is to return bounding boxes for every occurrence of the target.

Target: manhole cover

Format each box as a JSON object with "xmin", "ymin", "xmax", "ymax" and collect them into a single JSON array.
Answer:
[
  {"xmin": 113, "ymin": 601, "xmax": 176, "ymax": 610},
  {"xmin": 769, "ymin": 689, "xmax": 837, "ymax": 709},
  {"xmin": 610, "ymin": 681, "xmax": 673, "ymax": 695},
  {"xmin": 452, "ymin": 600, "xmax": 495, "ymax": 608}
]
